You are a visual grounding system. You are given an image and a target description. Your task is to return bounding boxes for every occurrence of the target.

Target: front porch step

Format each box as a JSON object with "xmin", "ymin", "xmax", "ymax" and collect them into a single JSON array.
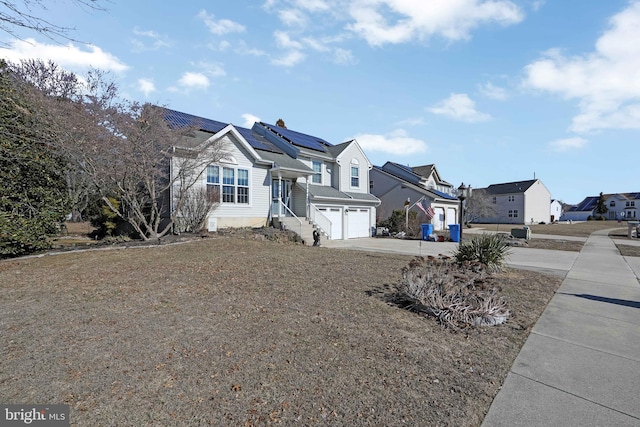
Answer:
[{"xmin": 274, "ymin": 217, "xmax": 318, "ymax": 246}]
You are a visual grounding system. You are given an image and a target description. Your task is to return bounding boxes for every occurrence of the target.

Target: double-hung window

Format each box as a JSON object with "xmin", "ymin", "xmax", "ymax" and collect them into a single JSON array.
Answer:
[
  {"xmin": 237, "ymin": 169, "xmax": 249, "ymax": 204},
  {"xmin": 312, "ymin": 160, "xmax": 322, "ymax": 184},
  {"xmin": 206, "ymin": 165, "xmax": 220, "ymax": 198},
  {"xmin": 508, "ymin": 195, "xmax": 515, "ymax": 202},
  {"xmin": 207, "ymin": 165, "xmax": 249, "ymax": 204},
  {"xmin": 351, "ymin": 166, "xmax": 359, "ymax": 188},
  {"xmin": 222, "ymin": 167, "xmax": 235, "ymax": 203}
]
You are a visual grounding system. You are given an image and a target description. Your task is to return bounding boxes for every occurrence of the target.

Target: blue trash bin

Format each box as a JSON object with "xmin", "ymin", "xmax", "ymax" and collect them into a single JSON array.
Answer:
[
  {"xmin": 421, "ymin": 223, "xmax": 433, "ymax": 241},
  {"xmin": 449, "ymin": 224, "xmax": 460, "ymax": 242}
]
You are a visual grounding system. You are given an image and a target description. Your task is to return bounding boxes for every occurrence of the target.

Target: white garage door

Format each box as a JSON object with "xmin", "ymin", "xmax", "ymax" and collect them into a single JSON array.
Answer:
[
  {"xmin": 348, "ymin": 208, "xmax": 370, "ymax": 238},
  {"xmin": 433, "ymin": 208, "xmax": 445, "ymax": 231},
  {"xmin": 319, "ymin": 207, "xmax": 342, "ymax": 240},
  {"xmin": 447, "ymin": 208, "xmax": 457, "ymax": 226}
]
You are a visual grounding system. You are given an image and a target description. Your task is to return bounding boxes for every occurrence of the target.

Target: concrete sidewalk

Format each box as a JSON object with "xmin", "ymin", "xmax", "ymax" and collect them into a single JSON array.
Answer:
[{"xmin": 482, "ymin": 229, "xmax": 640, "ymax": 426}]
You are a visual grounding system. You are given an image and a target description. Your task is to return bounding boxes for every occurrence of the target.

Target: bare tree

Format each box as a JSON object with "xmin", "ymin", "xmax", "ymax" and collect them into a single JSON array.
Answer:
[
  {"xmin": 9, "ymin": 59, "xmax": 228, "ymax": 240},
  {"xmin": 1, "ymin": 0, "xmax": 106, "ymax": 46},
  {"xmin": 174, "ymin": 187, "xmax": 220, "ymax": 233},
  {"xmin": 464, "ymin": 188, "xmax": 497, "ymax": 224},
  {"xmin": 84, "ymin": 103, "xmax": 228, "ymax": 240}
]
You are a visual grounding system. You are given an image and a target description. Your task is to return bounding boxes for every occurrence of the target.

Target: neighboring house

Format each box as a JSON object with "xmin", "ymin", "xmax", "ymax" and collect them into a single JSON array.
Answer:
[
  {"xmin": 561, "ymin": 197, "xmax": 598, "ymax": 221},
  {"xmin": 562, "ymin": 193, "xmax": 640, "ymax": 221},
  {"xmin": 370, "ymin": 162, "xmax": 459, "ymax": 231},
  {"xmin": 476, "ymin": 179, "xmax": 551, "ymax": 224},
  {"xmin": 165, "ymin": 108, "xmax": 379, "ymax": 241},
  {"xmin": 550, "ymin": 199, "xmax": 563, "ymax": 222},
  {"xmin": 604, "ymin": 193, "xmax": 640, "ymax": 220}
]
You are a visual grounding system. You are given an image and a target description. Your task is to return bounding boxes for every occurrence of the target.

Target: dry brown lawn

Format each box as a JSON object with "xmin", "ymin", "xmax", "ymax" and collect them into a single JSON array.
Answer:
[{"xmin": 0, "ymin": 234, "xmax": 562, "ymax": 426}]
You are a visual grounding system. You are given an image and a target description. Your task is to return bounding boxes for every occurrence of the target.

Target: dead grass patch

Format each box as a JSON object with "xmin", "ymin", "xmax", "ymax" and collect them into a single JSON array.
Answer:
[{"xmin": 0, "ymin": 237, "xmax": 562, "ymax": 426}]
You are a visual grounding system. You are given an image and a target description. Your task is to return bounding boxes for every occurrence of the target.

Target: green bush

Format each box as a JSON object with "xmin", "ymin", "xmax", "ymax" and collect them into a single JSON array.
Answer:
[
  {"xmin": 377, "ymin": 209, "xmax": 421, "ymax": 236},
  {"xmin": 89, "ymin": 197, "xmax": 127, "ymax": 238},
  {"xmin": 453, "ymin": 233, "xmax": 511, "ymax": 271}
]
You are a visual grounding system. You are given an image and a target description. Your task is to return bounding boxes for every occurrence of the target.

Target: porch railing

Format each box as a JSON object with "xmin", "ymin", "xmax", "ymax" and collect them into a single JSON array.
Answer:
[
  {"xmin": 276, "ymin": 200, "xmax": 302, "ymax": 237},
  {"xmin": 309, "ymin": 203, "xmax": 331, "ymax": 238}
]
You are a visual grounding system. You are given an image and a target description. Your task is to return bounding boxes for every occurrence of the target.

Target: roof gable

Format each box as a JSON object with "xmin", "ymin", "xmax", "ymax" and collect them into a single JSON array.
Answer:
[{"xmin": 372, "ymin": 166, "xmax": 458, "ymax": 201}]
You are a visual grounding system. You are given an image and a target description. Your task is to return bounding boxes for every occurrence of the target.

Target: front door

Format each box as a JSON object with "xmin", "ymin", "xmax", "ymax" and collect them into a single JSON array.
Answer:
[{"xmin": 272, "ymin": 179, "xmax": 292, "ymax": 216}]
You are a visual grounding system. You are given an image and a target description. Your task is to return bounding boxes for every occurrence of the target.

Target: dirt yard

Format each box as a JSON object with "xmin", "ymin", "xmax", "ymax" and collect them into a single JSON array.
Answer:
[{"xmin": 0, "ymin": 234, "xmax": 562, "ymax": 426}]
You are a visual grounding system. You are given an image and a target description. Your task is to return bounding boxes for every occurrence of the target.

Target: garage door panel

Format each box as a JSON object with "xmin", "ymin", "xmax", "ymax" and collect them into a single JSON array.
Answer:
[
  {"xmin": 319, "ymin": 207, "xmax": 342, "ymax": 240},
  {"xmin": 348, "ymin": 208, "xmax": 370, "ymax": 238}
]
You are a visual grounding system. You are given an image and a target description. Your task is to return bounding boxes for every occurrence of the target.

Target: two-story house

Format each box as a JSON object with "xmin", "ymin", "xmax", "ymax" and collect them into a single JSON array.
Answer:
[
  {"xmin": 562, "ymin": 193, "xmax": 640, "ymax": 221},
  {"xmin": 477, "ymin": 179, "xmax": 551, "ymax": 224},
  {"xmin": 165, "ymin": 108, "xmax": 379, "ymax": 242},
  {"xmin": 370, "ymin": 161, "xmax": 459, "ymax": 231}
]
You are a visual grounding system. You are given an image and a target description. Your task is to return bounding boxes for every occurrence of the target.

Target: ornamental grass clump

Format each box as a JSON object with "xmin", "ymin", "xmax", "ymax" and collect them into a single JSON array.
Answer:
[
  {"xmin": 396, "ymin": 256, "xmax": 510, "ymax": 329},
  {"xmin": 453, "ymin": 233, "xmax": 511, "ymax": 272}
]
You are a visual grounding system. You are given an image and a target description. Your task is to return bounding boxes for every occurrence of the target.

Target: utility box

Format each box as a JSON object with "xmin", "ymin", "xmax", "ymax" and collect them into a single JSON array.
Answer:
[{"xmin": 511, "ymin": 227, "xmax": 531, "ymax": 240}]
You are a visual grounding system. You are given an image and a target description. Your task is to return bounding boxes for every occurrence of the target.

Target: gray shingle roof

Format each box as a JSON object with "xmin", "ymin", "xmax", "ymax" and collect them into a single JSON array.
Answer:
[
  {"xmin": 257, "ymin": 151, "xmax": 313, "ymax": 172},
  {"xmin": 486, "ymin": 180, "xmax": 538, "ymax": 195}
]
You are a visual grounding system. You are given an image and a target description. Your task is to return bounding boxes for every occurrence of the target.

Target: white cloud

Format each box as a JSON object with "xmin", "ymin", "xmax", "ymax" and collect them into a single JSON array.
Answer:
[
  {"xmin": 333, "ymin": 48, "xmax": 356, "ymax": 65},
  {"xmin": 396, "ymin": 117, "xmax": 426, "ymax": 127},
  {"xmin": 177, "ymin": 72, "xmax": 210, "ymax": 90},
  {"xmin": 131, "ymin": 27, "xmax": 171, "ymax": 52},
  {"xmin": 271, "ymin": 31, "xmax": 306, "ymax": 66},
  {"xmin": 137, "ymin": 78, "xmax": 156, "ymax": 97},
  {"xmin": 0, "ymin": 38, "xmax": 128, "ymax": 73},
  {"xmin": 353, "ymin": 129, "xmax": 428, "ymax": 155},
  {"xmin": 531, "ymin": 0, "xmax": 546, "ymax": 12},
  {"xmin": 279, "ymin": 8, "xmax": 307, "ymax": 26},
  {"xmin": 198, "ymin": 10, "xmax": 245, "ymax": 35},
  {"xmin": 274, "ymin": 30, "xmax": 304, "ymax": 49},
  {"xmin": 479, "ymin": 82, "xmax": 508, "ymax": 100},
  {"xmin": 294, "ymin": 0, "xmax": 330, "ymax": 12},
  {"xmin": 549, "ymin": 137, "xmax": 588, "ymax": 152},
  {"xmin": 347, "ymin": 0, "xmax": 524, "ymax": 46},
  {"xmin": 241, "ymin": 113, "xmax": 261, "ymax": 128},
  {"xmin": 524, "ymin": 2, "xmax": 640, "ymax": 133},
  {"xmin": 195, "ymin": 61, "xmax": 226, "ymax": 78},
  {"xmin": 271, "ymin": 50, "xmax": 306, "ymax": 67},
  {"xmin": 428, "ymin": 93, "xmax": 491, "ymax": 122}
]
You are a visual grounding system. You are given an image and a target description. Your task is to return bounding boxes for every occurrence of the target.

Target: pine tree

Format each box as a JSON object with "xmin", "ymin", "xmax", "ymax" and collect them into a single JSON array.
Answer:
[
  {"xmin": 0, "ymin": 61, "xmax": 69, "ymax": 257},
  {"xmin": 595, "ymin": 192, "xmax": 608, "ymax": 219}
]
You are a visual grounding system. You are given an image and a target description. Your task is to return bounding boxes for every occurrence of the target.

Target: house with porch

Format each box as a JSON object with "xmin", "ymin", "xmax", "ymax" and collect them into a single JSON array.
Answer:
[
  {"xmin": 476, "ymin": 179, "xmax": 551, "ymax": 224},
  {"xmin": 165, "ymin": 108, "xmax": 379, "ymax": 242},
  {"xmin": 370, "ymin": 161, "xmax": 459, "ymax": 231}
]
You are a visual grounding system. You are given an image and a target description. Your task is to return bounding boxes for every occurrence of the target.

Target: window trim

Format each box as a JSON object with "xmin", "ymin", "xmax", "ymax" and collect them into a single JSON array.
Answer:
[
  {"xmin": 311, "ymin": 160, "xmax": 322, "ymax": 184},
  {"xmin": 206, "ymin": 164, "xmax": 250, "ymax": 205}
]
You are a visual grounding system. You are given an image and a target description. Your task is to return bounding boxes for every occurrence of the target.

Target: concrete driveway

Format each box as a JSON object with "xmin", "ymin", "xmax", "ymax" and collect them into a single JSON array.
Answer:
[{"xmin": 322, "ymin": 237, "xmax": 578, "ymax": 276}]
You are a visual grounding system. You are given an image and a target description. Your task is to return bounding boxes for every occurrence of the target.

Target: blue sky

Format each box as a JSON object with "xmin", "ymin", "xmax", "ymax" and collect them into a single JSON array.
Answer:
[{"xmin": 2, "ymin": 0, "xmax": 639, "ymax": 204}]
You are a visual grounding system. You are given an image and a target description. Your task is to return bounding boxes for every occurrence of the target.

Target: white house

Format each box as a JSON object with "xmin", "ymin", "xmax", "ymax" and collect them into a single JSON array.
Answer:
[
  {"xmin": 550, "ymin": 199, "xmax": 563, "ymax": 223},
  {"xmin": 166, "ymin": 109, "xmax": 379, "ymax": 242},
  {"xmin": 604, "ymin": 193, "xmax": 640, "ymax": 220},
  {"xmin": 370, "ymin": 162, "xmax": 459, "ymax": 231},
  {"xmin": 562, "ymin": 193, "xmax": 640, "ymax": 221},
  {"xmin": 477, "ymin": 179, "xmax": 551, "ymax": 224}
]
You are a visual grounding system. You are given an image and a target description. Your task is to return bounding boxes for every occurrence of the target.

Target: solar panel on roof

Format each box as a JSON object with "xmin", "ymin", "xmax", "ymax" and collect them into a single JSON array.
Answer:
[
  {"xmin": 235, "ymin": 127, "xmax": 283, "ymax": 154},
  {"xmin": 262, "ymin": 123, "xmax": 332, "ymax": 153},
  {"xmin": 164, "ymin": 109, "xmax": 227, "ymax": 133}
]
